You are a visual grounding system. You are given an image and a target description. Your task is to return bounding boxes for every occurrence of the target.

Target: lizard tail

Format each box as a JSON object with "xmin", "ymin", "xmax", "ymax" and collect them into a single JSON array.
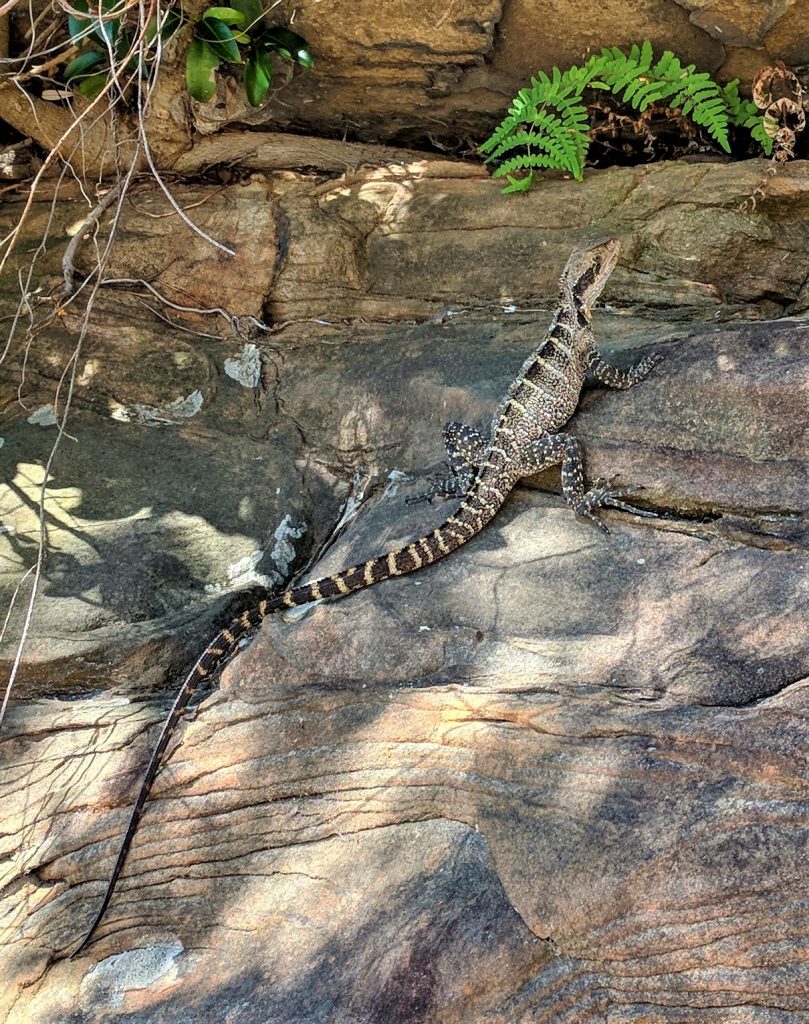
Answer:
[
  {"xmin": 70, "ymin": 606, "xmax": 272, "ymax": 958},
  {"xmin": 278, "ymin": 477, "xmax": 511, "ymax": 608},
  {"xmin": 72, "ymin": 475, "xmax": 511, "ymax": 956}
]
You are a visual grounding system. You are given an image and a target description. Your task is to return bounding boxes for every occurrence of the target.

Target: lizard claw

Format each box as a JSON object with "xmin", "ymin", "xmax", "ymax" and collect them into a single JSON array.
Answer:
[
  {"xmin": 600, "ymin": 479, "xmax": 656, "ymax": 517},
  {"xmin": 406, "ymin": 473, "xmax": 453, "ymax": 505},
  {"xmin": 574, "ymin": 482, "xmax": 654, "ymax": 527},
  {"xmin": 407, "ymin": 471, "xmax": 466, "ymax": 505},
  {"xmin": 601, "ymin": 495, "xmax": 657, "ymax": 518}
]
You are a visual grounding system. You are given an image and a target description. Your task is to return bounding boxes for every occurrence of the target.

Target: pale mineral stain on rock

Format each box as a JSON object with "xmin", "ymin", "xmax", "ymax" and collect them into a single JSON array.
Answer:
[
  {"xmin": 26, "ymin": 404, "xmax": 58, "ymax": 427},
  {"xmin": 224, "ymin": 343, "xmax": 261, "ymax": 388},
  {"xmin": 79, "ymin": 942, "xmax": 184, "ymax": 1009},
  {"xmin": 220, "ymin": 547, "xmax": 275, "ymax": 590},
  {"xmin": 269, "ymin": 513, "xmax": 306, "ymax": 584},
  {"xmin": 110, "ymin": 389, "xmax": 204, "ymax": 425}
]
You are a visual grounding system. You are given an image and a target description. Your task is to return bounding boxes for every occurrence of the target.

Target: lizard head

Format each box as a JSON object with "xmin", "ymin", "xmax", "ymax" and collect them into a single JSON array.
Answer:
[{"xmin": 559, "ymin": 237, "xmax": 621, "ymax": 318}]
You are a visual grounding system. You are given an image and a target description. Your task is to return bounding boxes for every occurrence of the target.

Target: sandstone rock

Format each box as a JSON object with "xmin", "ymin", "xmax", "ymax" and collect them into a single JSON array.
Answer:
[
  {"xmin": 674, "ymin": 0, "xmax": 792, "ymax": 49},
  {"xmin": 3, "ymin": 306, "xmax": 808, "ymax": 1019},
  {"xmin": 5, "ymin": 3, "xmax": 805, "ymax": 174},
  {"xmin": 2, "ymin": 156, "xmax": 807, "ymax": 1021},
  {"xmin": 491, "ymin": 0, "xmax": 721, "ymax": 89},
  {"xmin": 193, "ymin": 0, "xmax": 808, "ymax": 148},
  {"xmin": 53, "ymin": 160, "xmax": 809, "ymax": 325}
]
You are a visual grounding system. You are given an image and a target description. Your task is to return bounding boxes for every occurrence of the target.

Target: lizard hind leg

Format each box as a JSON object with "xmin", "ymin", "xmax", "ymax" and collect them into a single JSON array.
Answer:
[
  {"xmin": 406, "ymin": 421, "xmax": 487, "ymax": 504},
  {"xmin": 520, "ymin": 432, "xmax": 653, "ymax": 532}
]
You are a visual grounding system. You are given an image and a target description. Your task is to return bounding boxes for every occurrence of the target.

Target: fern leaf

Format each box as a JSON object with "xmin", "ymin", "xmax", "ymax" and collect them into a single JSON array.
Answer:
[
  {"xmin": 721, "ymin": 78, "xmax": 743, "ymax": 112},
  {"xmin": 501, "ymin": 172, "xmax": 534, "ymax": 194},
  {"xmin": 492, "ymin": 153, "xmax": 559, "ymax": 177},
  {"xmin": 485, "ymin": 123, "xmax": 567, "ymax": 161},
  {"xmin": 621, "ymin": 75, "xmax": 645, "ymax": 104},
  {"xmin": 481, "ymin": 39, "xmax": 770, "ymax": 192},
  {"xmin": 750, "ymin": 120, "xmax": 774, "ymax": 155},
  {"xmin": 479, "ymin": 112, "xmax": 526, "ymax": 154},
  {"xmin": 680, "ymin": 88, "xmax": 717, "ymax": 116},
  {"xmin": 690, "ymin": 95, "xmax": 727, "ymax": 121},
  {"xmin": 634, "ymin": 79, "xmax": 680, "ymax": 111},
  {"xmin": 653, "ymin": 51, "xmax": 683, "ymax": 80},
  {"xmin": 484, "ymin": 132, "xmax": 533, "ymax": 162},
  {"xmin": 613, "ymin": 61, "xmax": 643, "ymax": 93}
]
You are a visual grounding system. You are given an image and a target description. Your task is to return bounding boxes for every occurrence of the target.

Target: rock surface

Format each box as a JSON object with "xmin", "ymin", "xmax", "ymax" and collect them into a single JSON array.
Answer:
[
  {"xmin": 190, "ymin": 0, "xmax": 809, "ymax": 149},
  {"xmin": 1, "ymin": 157, "xmax": 808, "ymax": 1020},
  {"xmin": 67, "ymin": 160, "xmax": 809, "ymax": 323},
  {"xmin": 8, "ymin": 1, "xmax": 806, "ymax": 166}
]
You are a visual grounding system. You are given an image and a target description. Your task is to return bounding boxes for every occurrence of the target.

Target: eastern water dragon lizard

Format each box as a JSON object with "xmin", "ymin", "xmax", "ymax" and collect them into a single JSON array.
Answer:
[{"xmin": 72, "ymin": 237, "xmax": 659, "ymax": 956}]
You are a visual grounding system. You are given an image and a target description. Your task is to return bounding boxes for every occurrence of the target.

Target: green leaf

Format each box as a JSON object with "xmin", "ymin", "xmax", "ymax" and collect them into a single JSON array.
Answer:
[
  {"xmin": 244, "ymin": 54, "xmax": 271, "ymax": 105},
  {"xmin": 229, "ymin": 0, "xmax": 264, "ymax": 28},
  {"xmin": 63, "ymin": 49, "xmax": 106, "ymax": 82},
  {"xmin": 501, "ymin": 172, "xmax": 534, "ymax": 193},
  {"xmin": 115, "ymin": 26, "xmax": 132, "ymax": 59},
  {"xmin": 203, "ymin": 6, "xmax": 246, "ymax": 25},
  {"xmin": 68, "ymin": 0, "xmax": 125, "ymax": 47},
  {"xmin": 196, "ymin": 17, "xmax": 242, "ymax": 63},
  {"xmin": 255, "ymin": 46, "xmax": 273, "ymax": 76},
  {"xmin": 75, "ymin": 72, "xmax": 109, "ymax": 99},
  {"xmin": 186, "ymin": 37, "xmax": 221, "ymax": 101},
  {"xmin": 67, "ymin": 0, "xmax": 91, "ymax": 44},
  {"xmin": 94, "ymin": 3, "xmax": 120, "ymax": 45},
  {"xmin": 259, "ymin": 26, "xmax": 314, "ymax": 67},
  {"xmin": 146, "ymin": 11, "xmax": 181, "ymax": 44}
]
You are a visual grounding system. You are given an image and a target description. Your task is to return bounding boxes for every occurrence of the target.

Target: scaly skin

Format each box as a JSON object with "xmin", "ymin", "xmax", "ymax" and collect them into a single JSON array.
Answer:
[{"xmin": 71, "ymin": 237, "xmax": 659, "ymax": 956}]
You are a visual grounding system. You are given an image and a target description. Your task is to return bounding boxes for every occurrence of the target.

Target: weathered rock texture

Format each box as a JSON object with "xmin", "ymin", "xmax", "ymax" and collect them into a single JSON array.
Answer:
[
  {"xmin": 189, "ymin": 0, "xmax": 809, "ymax": 148},
  {"xmin": 8, "ymin": 0, "xmax": 806, "ymax": 177},
  {"xmin": 1, "ymin": 157, "xmax": 808, "ymax": 1021},
  {"xmin": 73, "ymin": 160, "xmax": 809, "ymax": 322}
]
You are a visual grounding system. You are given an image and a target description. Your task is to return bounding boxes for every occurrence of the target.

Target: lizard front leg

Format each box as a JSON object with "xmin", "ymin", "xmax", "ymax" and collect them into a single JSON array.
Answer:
[
  {"xmin": 407, "ymin": 421, "xmax": 487, "ymax": 504},
  {"xmin": 588, "ymin": 348, "xmax": 661, "ymax": 389},
  {"xmin": 519, "ymin": 433, "xmax": 654, "ymax": 532}
]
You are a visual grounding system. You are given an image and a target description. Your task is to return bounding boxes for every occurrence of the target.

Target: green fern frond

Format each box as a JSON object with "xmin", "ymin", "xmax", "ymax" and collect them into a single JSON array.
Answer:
[
  {"xmin": 485, "ymin": 120, "xmax": 570, "ymax": 162},
  {"xmin": 722, "ymin": 79, "xmax": 774, "ymax": 155},
  {"xmin": 481, "ymin": 62, "xmax": 591, "ymax": 181},
  {"xmin": 750, "ymin": 118, "xmax": 775, "ymax": 155},
  {"xmin": 481, "ymin": 42, "xmax": 772, "ymax": 192},
  {"xmin": 634, "ymin": 79, "xmax": 681, "ymax": 111},
  {"xmin": 501, "ymin": 173, "xmax": 535, "ymax": 194},
  {"xmin": 492, "ymin": 153, "xmax": 560, "ymax": 176}
]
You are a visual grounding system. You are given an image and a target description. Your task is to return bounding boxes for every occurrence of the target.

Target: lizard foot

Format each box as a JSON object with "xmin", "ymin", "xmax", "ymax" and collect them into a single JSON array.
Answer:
[
  {"xmin": 406, "ymin": 475, "xmax": 461, "ymax": 505},
  {"xmin": 574, "ymin": 482, "xmax": 655, "ymax": 532},
  {"xmin": 406, "ymin": 491, "xmax": 435, "ymax": 506}
]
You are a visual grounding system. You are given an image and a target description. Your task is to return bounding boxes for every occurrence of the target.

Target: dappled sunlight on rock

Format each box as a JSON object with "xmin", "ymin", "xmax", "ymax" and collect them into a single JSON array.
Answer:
[{"xmin": 2, "ymin": 152, "xmax": 808, "ymax": 1018}]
